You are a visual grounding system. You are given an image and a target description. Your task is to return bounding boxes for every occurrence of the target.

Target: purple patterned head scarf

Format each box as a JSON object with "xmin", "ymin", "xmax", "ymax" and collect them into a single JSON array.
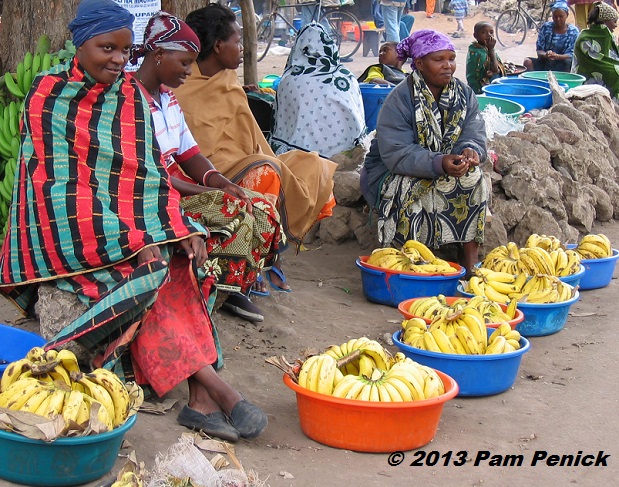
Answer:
[
  {"xmin": 130, "ymin": 11, "xmax": 201, "ymax": 65},
  {"xmin": 396, "ymin": 29, "xmax": 455, "ymax": 69}
]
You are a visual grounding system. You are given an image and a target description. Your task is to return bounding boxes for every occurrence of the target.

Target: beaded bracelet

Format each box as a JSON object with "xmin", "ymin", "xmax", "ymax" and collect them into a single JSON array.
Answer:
[{"xmin": 202, "ymin": 169, "xmax": 221, "ymax": 187}]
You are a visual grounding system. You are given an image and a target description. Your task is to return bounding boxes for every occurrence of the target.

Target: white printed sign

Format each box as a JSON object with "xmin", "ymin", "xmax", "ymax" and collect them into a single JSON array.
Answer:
[{"xmin": 114, "ymin": 0, "xmax": 162, "ymax": 70}]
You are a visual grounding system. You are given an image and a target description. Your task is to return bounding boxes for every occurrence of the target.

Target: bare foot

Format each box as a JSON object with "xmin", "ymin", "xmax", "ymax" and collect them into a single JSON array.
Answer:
[{"xmin": 267, "ymin": 268, "xmax": 291, "ymax": 291}]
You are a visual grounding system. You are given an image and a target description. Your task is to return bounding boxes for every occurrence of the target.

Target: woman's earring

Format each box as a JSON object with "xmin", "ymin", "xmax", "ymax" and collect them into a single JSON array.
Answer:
[{"xmin": 156, "ymin": 60, "xmax": 161, "ymax": 66}]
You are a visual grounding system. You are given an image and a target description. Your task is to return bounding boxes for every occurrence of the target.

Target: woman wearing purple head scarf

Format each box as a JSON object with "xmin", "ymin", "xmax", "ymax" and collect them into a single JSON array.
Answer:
[{"xmin": 361, "ymin": 30, "xmax": 488, "ymax": 275}]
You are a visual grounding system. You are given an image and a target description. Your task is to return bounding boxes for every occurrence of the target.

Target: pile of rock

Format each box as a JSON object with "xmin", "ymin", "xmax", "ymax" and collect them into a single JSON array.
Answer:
[{"xmin": 319, "ymin": 91, "xmax": 619, "ymax": 253}]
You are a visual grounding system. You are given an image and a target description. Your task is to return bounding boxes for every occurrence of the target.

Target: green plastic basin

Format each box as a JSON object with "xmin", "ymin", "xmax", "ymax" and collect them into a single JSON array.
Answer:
[
  {"xmin": 476, "ymin": 95, "xmax": 525, "ymax": 119},
  {"xmin": 519, "ymin": 71, "xmax": 586, "ymax": 89}
]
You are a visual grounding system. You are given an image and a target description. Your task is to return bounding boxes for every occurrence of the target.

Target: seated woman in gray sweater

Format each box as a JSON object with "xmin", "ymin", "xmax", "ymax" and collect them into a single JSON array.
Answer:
[{"xmin": 361, "ymin": 30, "xmax": 488, "ymax": 276}]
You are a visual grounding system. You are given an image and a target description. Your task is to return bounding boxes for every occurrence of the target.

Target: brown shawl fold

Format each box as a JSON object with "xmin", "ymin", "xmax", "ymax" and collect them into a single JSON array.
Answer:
[{"xmin": 174, "ymin": 67, "xmax": 336, "ymax": 243}]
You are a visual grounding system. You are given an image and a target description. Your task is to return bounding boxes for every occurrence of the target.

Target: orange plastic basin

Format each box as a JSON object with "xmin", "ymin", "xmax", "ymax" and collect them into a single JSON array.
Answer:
[
  {"xmin": 283, "ymin": 370, "xmax": 458, "ymax": 452},
  {"xmin": 397, "ymin": 296, "xmax": 525, "ymax": 330}
]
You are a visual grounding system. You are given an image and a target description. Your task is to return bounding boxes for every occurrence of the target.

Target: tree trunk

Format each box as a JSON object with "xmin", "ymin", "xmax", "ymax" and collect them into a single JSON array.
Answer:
[
  {"xmin": 0, "ymin": 0, "xmax": 257, "ymax": 79},
  {"xmin": 239, "ymin": 0, "xmax": 258, "ymax": 85},
  {"xmin": 0, "ymin": 0, "xmax": 80, "ymax": 72},
  {"xmin": 160, "ymin": 0, "xmax": 203, "ymax": 18}
]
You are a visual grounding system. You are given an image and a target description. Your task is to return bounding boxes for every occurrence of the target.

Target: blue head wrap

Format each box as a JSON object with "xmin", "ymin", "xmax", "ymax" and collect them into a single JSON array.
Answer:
[
  {"xmin": 69, "ymin": 0, "xmax": 135, "ymax": 48},
  {"xmin": 551, "ymin": 1, "xmax": 570, "ymax": 13}
]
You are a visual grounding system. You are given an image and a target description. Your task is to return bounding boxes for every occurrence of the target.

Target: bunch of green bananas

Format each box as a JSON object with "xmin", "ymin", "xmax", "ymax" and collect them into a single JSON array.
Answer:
[
  {"xmin": 574, "ymin": 233, "xmax": 613, "ymax": 259},
  {"xmin": 403, "ymin": 315, "xmax": 522, "ymax": 355},
  {"xmin": 0, "ymin": 35, "xmax": 69, "ymax": 240},
  {"xmin": 0, "ymin": 346, "xmax": 140, "ymax": 434},
  {"xmin": 295, "ymin": 339, "xmax": 445, "ymax": 402}
]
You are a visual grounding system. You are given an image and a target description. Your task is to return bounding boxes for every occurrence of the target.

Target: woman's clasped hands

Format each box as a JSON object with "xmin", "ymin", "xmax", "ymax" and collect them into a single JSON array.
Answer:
[{"xmin": 442, "ymin": 148, "xmax": 480, "ymax": 178}]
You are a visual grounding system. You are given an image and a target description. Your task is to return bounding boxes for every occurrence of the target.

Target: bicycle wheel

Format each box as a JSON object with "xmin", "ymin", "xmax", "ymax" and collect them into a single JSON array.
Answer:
[
  {"xmin": 496, "ymin": 9, "xmax": 528, "ymax": 48},
  {"xmin": 319, "ymin": 9, "xmax": 362, "ymax": 60},
  {"xmin": 256, "ymin": 15, "xmax": 275, "ymax": 62}
]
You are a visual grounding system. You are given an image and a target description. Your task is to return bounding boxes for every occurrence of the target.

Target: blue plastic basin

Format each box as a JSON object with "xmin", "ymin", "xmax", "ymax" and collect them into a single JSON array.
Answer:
[
  {"xmin": 356, "ymin": 257, "xmax": 466, "ymax": 307},
  {"xmin": 558, "ymin": 263, "xmax": 585, "ymax": 288},
  {"xmin": 492, "ymin": 76, "xmax": 570, "ymax": 92},
  {"xmin": 0, "ymin": 323, "xmax": 46, "ymax": 375},
  {"xmin": 457, "ymin": 283, "xmax": 580, "ymax": 337},
  {"xmin": 0, "ymin": 414, "xmax": 137, "ymax": 486},
  {"xmin": 565, "ymin": 245, "xmax": 619, "ymax": 290},
  {"xmin": 481, "ymin": 83, "xmax": 552, "ymax": 112},
  {"xmin": 393, "ymin": 330, "xmax": 531, "ymax": 397}
]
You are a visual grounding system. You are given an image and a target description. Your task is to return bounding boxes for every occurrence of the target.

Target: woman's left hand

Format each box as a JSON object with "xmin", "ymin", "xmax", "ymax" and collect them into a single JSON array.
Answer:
[
  {"xmin": 461, "ymin": 148, "xmax": 480, "ymax": 167},
  {"xmin": 209, "ymin": 173, "xmax": 253, "ymax": 214}
]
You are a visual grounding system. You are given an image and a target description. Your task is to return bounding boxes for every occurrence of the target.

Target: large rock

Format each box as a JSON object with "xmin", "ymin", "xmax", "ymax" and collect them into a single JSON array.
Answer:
[
  {"xmin": 319, "ymin": 205, "xmax": 354, "ymax": 244},
  {"xmin": 332, "ymin": 170, "xmax": 362, "ymax": 207},
  {"xmin": 512, "ymin": 206, "xmax": 575, "ymax": 243}
]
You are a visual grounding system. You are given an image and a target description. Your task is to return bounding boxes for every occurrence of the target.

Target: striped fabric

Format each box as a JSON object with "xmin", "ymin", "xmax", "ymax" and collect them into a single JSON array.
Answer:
[{"xmin": 0, "ymin": 58, "xmax": 205, "ymax": 289}]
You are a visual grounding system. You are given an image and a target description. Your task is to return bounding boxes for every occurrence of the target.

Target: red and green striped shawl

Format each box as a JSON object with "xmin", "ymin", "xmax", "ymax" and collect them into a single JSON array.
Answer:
[{"xmin": 0, "ymin": 58, "xmax": 205, "ymax": 286}]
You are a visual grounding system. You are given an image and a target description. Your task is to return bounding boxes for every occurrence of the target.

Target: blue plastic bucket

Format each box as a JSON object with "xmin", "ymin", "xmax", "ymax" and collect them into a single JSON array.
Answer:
[
  {"xmin": 0, "ymin": 323, "xmax": 46, "ymax": 375},
  {"xmin": 566, "ymin": 245, "xmax": 619, "ymax": 290},
  {"xmin": 457, "ymin": 283, "xmax": 580, "ymax": 337},
  {"xmin": 359, "ymin": 83, "xmax": 393, "ymax": 131},
  {"xmin": 0, "ymin": 414, "xmax": 137, "ymax": 486},
  {"xmin": 356, "ymin": 257, "xmax": 466, "ymax": 308},
  {"xmin": 293, "ymin": 18, "xmax": 302, "ymax": 31},
  {"xmin": 393, "ymin": 330, "xmax": 531, "ymax": 397}
]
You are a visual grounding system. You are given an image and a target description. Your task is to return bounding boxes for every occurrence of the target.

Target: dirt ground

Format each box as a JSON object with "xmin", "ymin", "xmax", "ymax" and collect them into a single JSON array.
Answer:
[{"xmin": 1, "ymin": 10, "xmax": 618, "ymax": 487}]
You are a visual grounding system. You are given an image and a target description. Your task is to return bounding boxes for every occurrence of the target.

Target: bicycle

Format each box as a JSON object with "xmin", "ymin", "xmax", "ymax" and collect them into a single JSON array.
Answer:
[
  {"xmin": 495, "ymin": 0, "xmax": 576, "ymax": 48},
  {"xmin": 256, "ymin": 0, "xmax": 362, "ymax": 62}
]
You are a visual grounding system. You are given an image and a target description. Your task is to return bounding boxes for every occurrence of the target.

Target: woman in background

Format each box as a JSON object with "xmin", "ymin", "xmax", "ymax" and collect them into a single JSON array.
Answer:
[
  {"xmin": 270, "ymin": 23, "xmax": 366, "ymax": 159},
  {"xmin": 523, "ymin": 2, "xmax": 580, "ymax": 72},
  {"xmin": 573, "ymin": 1, "xmax": 619, "ymax": 99},
  {"xmin": 174, "ymin": 4, "xmax": 337, "ymax": 293}
]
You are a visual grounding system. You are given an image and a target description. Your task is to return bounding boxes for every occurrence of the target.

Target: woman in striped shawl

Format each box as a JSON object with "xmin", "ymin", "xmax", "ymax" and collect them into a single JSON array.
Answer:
[{"xmin": 0, "ymin": 0, "xmax": 266, "ymax": 443}]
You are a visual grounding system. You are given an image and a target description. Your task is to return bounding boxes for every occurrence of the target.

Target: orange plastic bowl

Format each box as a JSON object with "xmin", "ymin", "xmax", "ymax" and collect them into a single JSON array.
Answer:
[
  {"xmin": 397, "ymin": 296, "xmax": 524, "ymax": 330},
  {"xmin": 283, "ymin": 371, "xmax": 458, "ymax": 452}
]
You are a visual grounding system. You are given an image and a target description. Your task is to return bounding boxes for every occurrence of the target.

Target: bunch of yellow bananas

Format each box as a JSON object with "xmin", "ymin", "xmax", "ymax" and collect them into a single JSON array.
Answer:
[
  {"xmin": 483, "ymin": 240, "xmax": 582, "ymax": 278},
  {"xmin": 465, "ymin": 270, "xmax": 576, "ymax": 304},
  {"xmin": 296, "ymin": 338, "xmax": 445, "ymax": 401},
  {"xmin": 403, "ymin": 313, "xmax": 521, "ymax": 355},
  {"xmin": 0, "ymin": 346, "xmax": 140, "ymax": 434},
  {"xmin": 524, "ymin": 233, "xmax": 563, "ymax": 252},
  {"xmin": 366, "ymin": 240, "xmax": 455, "ymax": 274},
  {"xmin": 405, "ymin": 294, "xmax": 516, "ymax": 324},
  {"xmin": 366, "ymin": 247, "xmax": 412, "ymax": 272},
  {"xmin": 329, "ymin": 353, "xmax": 444, "ymax": 401},
  {"xmin": 574, "ymin": 233, "xmax": 613, "ymax": 259},
  {"xmin": 111, "ymin": 471, "xmax": 142, "ymax": 487}
]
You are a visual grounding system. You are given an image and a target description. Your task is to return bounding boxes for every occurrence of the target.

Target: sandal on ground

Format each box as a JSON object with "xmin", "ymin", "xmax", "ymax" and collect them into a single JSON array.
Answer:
[
  {"xmin": 249, "ymin": 274, "xmax": 270, "ymax": 297},
  {"xmin": 228, "ymin": 399, "xmax": 268, "ymax": 439},
  {"xmin": 265, "ymin": 266, "xmax": 292, "ymax": 293},
  {"xmin": 221, "ymin": 293, "xmax": 264, "ymax": 322},
  {"xmin": 177, "ymin": 405, "xmax": 240, "ymax": 443}
]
